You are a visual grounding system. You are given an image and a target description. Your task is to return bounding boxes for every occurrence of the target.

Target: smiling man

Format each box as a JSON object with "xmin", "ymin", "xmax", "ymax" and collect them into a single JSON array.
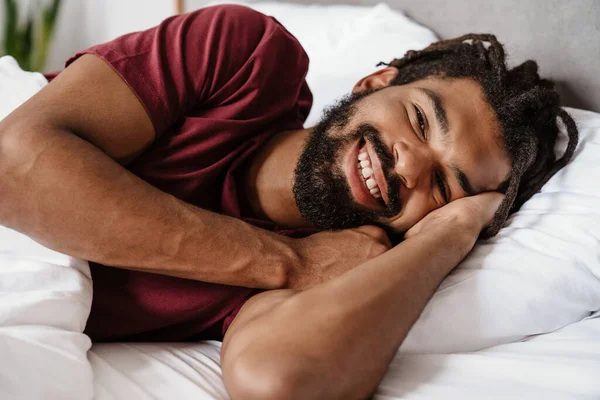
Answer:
[
  {"xmin": 289, "ymin": 77, "xmax": 511, "ymax": 235},
  {"xmin": 0, "ymin": 5, "xmax": 578, "ymax": 399}
]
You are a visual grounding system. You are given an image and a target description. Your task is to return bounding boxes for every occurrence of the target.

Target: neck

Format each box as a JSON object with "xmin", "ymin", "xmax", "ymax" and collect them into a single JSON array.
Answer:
[{"xmin": 244, "ymin": 128, "xmax": 312, "ymax": 229}]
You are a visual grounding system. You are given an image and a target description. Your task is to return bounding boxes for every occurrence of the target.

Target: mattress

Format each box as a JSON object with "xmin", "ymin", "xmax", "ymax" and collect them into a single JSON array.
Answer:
[{"xmin": 90, "ymin": 314, "xmax": 600, "ymax": 400}]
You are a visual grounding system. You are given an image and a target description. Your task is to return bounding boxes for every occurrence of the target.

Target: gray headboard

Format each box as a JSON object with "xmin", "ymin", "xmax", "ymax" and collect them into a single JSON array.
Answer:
[{"xmin": 286, "ymin": 0, "xmax": 600, "ymax": 112}]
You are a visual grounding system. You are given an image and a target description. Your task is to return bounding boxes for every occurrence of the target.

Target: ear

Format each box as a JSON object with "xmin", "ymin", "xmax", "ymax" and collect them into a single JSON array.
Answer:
[{"xmin": 352, "ymin": 67, "xmax": 399, "ymax": 94}]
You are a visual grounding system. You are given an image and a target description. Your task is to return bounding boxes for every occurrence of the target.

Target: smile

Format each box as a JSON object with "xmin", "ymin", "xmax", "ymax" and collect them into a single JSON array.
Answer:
[
  {"xmin": 345, "ymin": 138, "xmax": 387, "ymax": 210},
  {"xmin": 357, "ymin": 145, "xmax": 383, "ymax": 199}
]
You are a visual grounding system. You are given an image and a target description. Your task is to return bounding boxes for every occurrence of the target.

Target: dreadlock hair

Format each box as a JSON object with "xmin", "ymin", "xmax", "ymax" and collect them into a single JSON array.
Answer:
[{"xmin": 378, "ymin": 34, "xmax": 579, "ymax": 237}]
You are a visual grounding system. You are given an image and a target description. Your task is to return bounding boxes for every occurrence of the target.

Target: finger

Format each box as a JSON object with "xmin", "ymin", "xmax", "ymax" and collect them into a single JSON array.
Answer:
[{"xmin": 475, "ymin": 192, "xmax": 505, "ymax": 226}]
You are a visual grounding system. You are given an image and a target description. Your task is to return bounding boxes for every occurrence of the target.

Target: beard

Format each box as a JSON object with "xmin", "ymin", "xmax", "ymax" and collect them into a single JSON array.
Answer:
[{"xmin": 292, "ymin": 90, "xmax": 403, "ymax": 231}]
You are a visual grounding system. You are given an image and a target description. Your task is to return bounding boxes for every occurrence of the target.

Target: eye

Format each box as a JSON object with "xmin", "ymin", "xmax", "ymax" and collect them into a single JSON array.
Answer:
[
  {"xmin": 414, "ymin": 105, "xmax": 426, "ymax": 138},
  {"xmin": 435, "ymin": 171, "xmax": 450, "ymax": 204}
]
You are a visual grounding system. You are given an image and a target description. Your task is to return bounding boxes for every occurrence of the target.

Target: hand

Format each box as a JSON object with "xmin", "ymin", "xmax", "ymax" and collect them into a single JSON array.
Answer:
[
  {"xmin": 405, "ymin": 192, "xmax": 505, "ymax": 242},
  {"xmin": 287, "ymin": 226, "xmax": 392, "ymax": 289}
]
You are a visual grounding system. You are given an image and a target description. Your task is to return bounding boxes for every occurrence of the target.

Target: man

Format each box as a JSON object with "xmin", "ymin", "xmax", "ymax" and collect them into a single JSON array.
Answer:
[{"xmin": 0, "ymin": 5, "xmax": 578, "ymax": 399}]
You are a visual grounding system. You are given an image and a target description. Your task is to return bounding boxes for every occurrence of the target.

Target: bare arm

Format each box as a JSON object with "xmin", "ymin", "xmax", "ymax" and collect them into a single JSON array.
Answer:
[
  {"xmin": 221, "ymin": 193, "xmax": 503, "ymax": 399},
  {"xmin": 0, "ymin": 54, "xmax": 391, "ymax": 289},
  {"xmin": 0, "ymin": 54, "xmax": 295, "ymax": 288}
]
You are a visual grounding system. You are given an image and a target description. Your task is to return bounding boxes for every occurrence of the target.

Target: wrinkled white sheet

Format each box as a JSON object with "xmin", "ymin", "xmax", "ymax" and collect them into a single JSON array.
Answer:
[
  {"xmin": 0, "ymin": 224, "xmax": 94, "ymax": 400},
  {"xmin": 0, "ymin": 56, "xmax": 94, "ymax": 400},
  {"xmin": 0, "ymin": 56, "xmax": 47, "ymax": 120},
  {"xmin": 90, "ymin": 315, "xmax": 600, "ymax": 400}
]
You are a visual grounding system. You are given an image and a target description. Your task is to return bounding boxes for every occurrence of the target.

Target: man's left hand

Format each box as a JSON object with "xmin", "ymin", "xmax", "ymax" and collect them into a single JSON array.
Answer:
[{"xmin": 404, "ymin": 192, "xmax": 505, "ymax": 242}]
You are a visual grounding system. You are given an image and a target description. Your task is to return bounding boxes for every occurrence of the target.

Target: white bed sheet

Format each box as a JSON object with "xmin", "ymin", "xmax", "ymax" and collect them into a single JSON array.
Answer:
[{"xmin": 90, "ymin": 314, "xmax": 600, "ymax": 400}]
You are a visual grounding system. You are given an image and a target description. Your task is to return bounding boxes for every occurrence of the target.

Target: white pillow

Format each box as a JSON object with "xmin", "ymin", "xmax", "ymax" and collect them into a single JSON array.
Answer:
[
  {"xmin": 402, "ymin": 108, "xmax": 600, "ymax": 353},
  {"xmin": 238, "ymin": 3, "xmax": 600, "ymax": 353},
  {"xmin": 0, "ymin": 56, "xmax": 47, "ymax": 120},
  {"xmin": 0, "ymin": 57, "xmax": 94, "ymax": 400}
]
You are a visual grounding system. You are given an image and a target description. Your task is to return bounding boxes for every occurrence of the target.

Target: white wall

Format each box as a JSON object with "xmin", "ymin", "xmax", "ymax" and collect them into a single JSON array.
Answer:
[
  {"xmin": 46, "ymin": 0, "xmax": 176, "ymax": 71},
  {"xmin": 1, "ymin": 0, "xmax": 212, "ymax": 72},
  {"xmin": 45, "ymin": 0, "xmax": 87, "ymax": 72}
]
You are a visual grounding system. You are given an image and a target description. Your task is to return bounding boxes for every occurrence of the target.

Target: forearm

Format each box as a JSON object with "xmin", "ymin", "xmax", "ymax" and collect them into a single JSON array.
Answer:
[
  {"xmin": 0, "ymin": 122, "xmax": 295, "ymax": 288},
  {"xmin": 224, "ymin": 225, "xmax": 475, "ymax": 399}
]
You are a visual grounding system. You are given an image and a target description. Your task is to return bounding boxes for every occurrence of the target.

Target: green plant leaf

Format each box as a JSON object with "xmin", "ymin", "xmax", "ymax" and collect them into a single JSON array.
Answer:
[
  {"xmin": 3, "ymin": 0, "xmax": 62, "ymax": 71},
  {"xmin": 3, "ymin": 0, "xmax": 19, "ymax": 57},
  {"xmin": 34, "ymin": 0, "xmax": 62, "ymax": 70},
  {"xmin": 47, "ymin": 0, "xmax": 62, "ymax": 28},
  {"xmin": 20, "ymin": 15, "xmax": 34, "ymax": 70}
]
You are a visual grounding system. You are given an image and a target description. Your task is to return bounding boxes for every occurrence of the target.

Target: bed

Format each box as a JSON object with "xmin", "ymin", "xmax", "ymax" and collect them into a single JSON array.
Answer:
[
  {"xmin": 1, "ymin": 1, "xmax": 600, "ymax": 399},
  {"xmin": 89, "ymin": 315, "xmax": 600, "ymax": 399}
]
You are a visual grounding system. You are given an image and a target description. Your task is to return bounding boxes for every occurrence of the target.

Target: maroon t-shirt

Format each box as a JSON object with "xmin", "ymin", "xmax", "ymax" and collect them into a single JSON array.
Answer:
[{"xmin": 49, "ymin": 5, "xmax": 313, "ymax": 341}]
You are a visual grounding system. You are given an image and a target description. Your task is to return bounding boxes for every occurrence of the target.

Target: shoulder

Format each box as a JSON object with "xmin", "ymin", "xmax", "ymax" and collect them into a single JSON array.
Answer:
[
  {"xmin": 184, "ymin": 5, "xmax": 309, "ymax": 68},
  {"xmin": 186, "ymin": 4, "xmax": 283, "ymax": 33},
  {"xmin": 199, "ymin": 4, "xmax": 271, "ymax": 22},
  {"xmin": 182, "ymin": 5, "xmax": 310, "ymax": 106},
  {"xmin": 183, "ymin": 5, "xmax": 292, "ymax": 44}
]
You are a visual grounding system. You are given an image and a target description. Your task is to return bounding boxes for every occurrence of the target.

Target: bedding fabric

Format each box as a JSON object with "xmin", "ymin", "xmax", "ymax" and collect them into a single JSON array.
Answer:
[
  {"xmin": 1, "ymin": 2, "xmax": 600, "ymax": 399},
  {"xmin": 0, "ymin": 226, "xmax": 94, "ymax": 400},
  {"xmin": 0, "ymin": 56, "xmax": 47, "ymax": 120},
  {"xmin": 90, "ymin": 314, "xmax": 600, "ymax": 400},
  {"xmin": 0, "ymin": 56, "xmax": 94, "ymax": 400}
]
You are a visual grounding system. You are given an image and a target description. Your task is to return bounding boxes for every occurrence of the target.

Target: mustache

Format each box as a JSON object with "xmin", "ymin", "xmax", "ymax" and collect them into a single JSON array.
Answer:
[{"xmin": 356, "ymin": 124, "xmax": 403, "ymax": 216}]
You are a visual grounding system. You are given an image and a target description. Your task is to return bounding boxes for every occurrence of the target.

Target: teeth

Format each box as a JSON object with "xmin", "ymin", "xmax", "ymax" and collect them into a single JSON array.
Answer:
[
  {"xmin": 366, "ymin": 178, "xmax": 378, "ymax": 190},
  {"xmin": 361, "ymin": 167, "xmax": 373, "ymax": 179},
  {"xmin": 357, "ymin": 147, "xmax": 383, "ymax": 201}
]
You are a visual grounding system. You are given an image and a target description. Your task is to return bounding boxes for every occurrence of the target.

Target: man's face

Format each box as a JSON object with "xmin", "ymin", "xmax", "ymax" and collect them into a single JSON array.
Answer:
[{"xmin": 293, "ymin": 74, "xmax": 511, "ymax": 236}]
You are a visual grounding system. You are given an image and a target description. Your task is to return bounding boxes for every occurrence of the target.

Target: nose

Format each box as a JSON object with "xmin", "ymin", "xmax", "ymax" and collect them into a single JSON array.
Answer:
[{"xmin": 392, "ymin": 140, "xmax": 431, "ymax": 189}]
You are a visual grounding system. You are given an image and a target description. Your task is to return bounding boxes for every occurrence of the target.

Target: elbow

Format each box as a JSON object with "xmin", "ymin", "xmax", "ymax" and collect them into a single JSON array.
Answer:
[
  {"xmin": 0, "ymin": 122, "xmax": 23, "ymax": 218},
  {"xmin": 0, "ymin": 119, "xmax": 30, "ymax": 169},
  {"xmin": 0, "ymin": 119, "xmax": 49, "ymax": 228},
  {"xmin": 0, "ymin": 119, "xmax": 14, "ymax": 160},
  {"xmin": 225, "ymin": 353, "xmax": 323, "ymax": 400}
]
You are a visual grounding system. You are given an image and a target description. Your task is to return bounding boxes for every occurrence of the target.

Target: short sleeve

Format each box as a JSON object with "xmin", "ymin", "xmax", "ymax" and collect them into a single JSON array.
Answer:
[{"xmin": 65, "ymin": 5, "xmax": 310, "ymax": 137}]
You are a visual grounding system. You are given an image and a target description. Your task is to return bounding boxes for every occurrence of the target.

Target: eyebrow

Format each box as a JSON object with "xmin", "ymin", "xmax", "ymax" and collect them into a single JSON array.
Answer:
[
  {"xmin": 417, "ymin": 87, "xmax": 449, "ymax": 136},
  {"xmin": 453, "ymin": 166, "xmax": 476, "ymax": 196}
]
